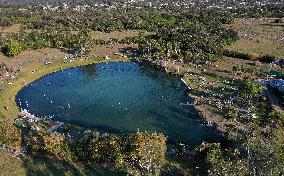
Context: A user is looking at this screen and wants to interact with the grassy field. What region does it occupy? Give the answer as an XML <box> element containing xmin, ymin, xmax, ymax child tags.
<box><xmin>227</xmin><ymin>18</ymin><xmax>284</xmax><ymax>58</ymax></box>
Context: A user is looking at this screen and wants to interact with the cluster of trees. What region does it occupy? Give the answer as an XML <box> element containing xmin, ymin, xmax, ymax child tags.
<box><xmin>0</xmin><ymin>2</ymin><xmax>283</xmax><ymax>32</ymax></box>
<box><xmin>0</xmin><ymin>5</ymin><xmax>240</xmax><ymax>60</ymax></box>
<box><xmin>1</xmin><ymin>29</ymin><xmax>93</xmax><ymax>56</ymax></box>
<box><xmin>137</xmin><ymin>12</ymin><xmax>238</xmax><ymax>63</ymax></box>
<box><xmin>21</xmin><ymin>129</ymin><xmax>167</xmax><ymax>175</ymax></box>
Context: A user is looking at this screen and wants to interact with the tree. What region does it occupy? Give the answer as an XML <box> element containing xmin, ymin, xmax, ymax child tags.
<box><xmin>130</xmin><ymin>132</ymin><xmax>166</xmax><ymax>176</ymax></box>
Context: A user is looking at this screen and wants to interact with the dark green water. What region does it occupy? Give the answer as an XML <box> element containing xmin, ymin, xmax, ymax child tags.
<box><xmin>16</xmin><ymin>62</ymin><xmax>221</xmax><ymax>144</ymax></box>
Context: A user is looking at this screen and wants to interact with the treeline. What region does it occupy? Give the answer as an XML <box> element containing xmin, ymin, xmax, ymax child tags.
<box><xmin>231</xmin><ymin>4</ymin><xmax>284</xmax><ymax>18</ymax></box>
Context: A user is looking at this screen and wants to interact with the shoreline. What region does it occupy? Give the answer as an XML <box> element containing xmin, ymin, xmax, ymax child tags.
<box><xmin>0</xmin><ymin>56</ymin><xmax>129</xmax><ymax>120</ymax></box>
<box><xmin>141</xmin><ymin>59</ymin><xmax>230</xmax><ymax>133</ymax></box>
<box><xmin>1</xmin><ymin>54</ymin><xmax>228</xmax><ymax>141</ymax></box>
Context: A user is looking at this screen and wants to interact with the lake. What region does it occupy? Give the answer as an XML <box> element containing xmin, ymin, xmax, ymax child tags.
<box><xmin>16</xmin><ymin>61</ymin><xmax>221</xmax><ymax>145</ymax></box>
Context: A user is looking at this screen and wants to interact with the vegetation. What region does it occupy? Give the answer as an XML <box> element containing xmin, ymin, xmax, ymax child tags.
<box><xmin>137</xmin><ymin>12</ymin><xmax>238</xmax><ymax>63</ymax></box>
<box><xmin>0</xmin><ymin>120</ymin><xmax>21</xmax><ymax>147</ymax></box>
<box><xmin>204</xmin><ymin>126</ymin><xmax>284</xmax><ymax>175</ymax></box>
<box><xmin>2</xmin><ymin>39</ymin><xmax>22</xmax><ymax>57</ymax></box>
<box><xmin>240</xmin><ymin>78</ymin><xmax>263</xmax><ymax>99</ymax></box>
<box><xmin>257</xmin><ymin>54</ymin><xmax>276</xmax><ymax>63</ymax></box>
<box><xmin>8</xmin><ymin>125</ymin><xmax>167</xmax><ymax>175</ymax></box>
<box><xmin>0</xmin><ymin>1</ymin><xmax>284</xmax><ymax>175</ymax></box>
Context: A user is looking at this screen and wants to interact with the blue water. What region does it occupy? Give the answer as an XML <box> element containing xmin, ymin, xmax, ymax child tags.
<box><xmin>16</xmin><ymin>62</ymin><xmax>220</xmax><ymax>144</ymax></box>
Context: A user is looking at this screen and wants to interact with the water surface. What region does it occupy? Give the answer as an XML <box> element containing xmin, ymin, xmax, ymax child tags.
<box><xmin>16</xmin><ymin>62</ymin><xmax>220</xmax><ymax>144</ymax></box>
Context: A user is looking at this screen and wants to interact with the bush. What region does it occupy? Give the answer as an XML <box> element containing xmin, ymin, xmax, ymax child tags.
<box><xmin>0</xmin><ymin>17</ymin><xmax>12</xmax><ymax>27</ymax></box>
<box><xmin>269</xmin><ymin>111</ymin><xmax>284</xmax><ymax>126</ymax></box>
<box><xmin>2</xmin><ymin>40</ymin><xmax>22</xmax><ymax>57</ymax></box>
<box><xmin>0</xmin><ymin>63</ymin><xmax>7</xmax><ymax>72</ymax></box>
<box><xmin>257</xmin><ymin>54</ymin><xmax>276</xmax><ymax>63</ymax></box>
<box><xmin>240</xmin><ymin>78</ymin><xmax>263</xmax><ymax>99</ymax></box>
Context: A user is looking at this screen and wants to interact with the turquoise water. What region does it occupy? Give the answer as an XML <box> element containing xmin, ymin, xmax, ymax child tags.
<box><xmin>16</xmin><ymin>62</ymin><xmax>220</xmax><ymax>144</ymax></box>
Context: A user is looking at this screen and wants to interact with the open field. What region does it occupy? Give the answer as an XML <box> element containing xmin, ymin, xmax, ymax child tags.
<box><xmin>0</xmin><ymin>24</ymin><xmax>21</xmax><ymax>33</ymax></box>
<box><xmin>227</xmin><ymin>18</ymin><xmax>284</xmax><ymax>58</ymax></box>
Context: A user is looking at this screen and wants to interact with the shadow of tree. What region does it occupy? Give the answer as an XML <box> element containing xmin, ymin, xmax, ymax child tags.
<box><xmin>22</xmin><ymin>155</ymin><xmax>128</xmax><ymax>176</ymax></box>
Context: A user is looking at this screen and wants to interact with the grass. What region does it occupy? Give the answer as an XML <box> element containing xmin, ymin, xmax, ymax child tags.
<box><xmin>227</xmin><ymin>38</ymin><xmax>284</xmax><ymax>58</ymax></box>
<box><xmin>227</xmin><ymin>18</ymin><xmax>284</xmax><ymax>58</ymax></box>
<box><xmin>0</xmin><ymin>151</ymin><xmax>26</xmax><ymax>176</ymax></box>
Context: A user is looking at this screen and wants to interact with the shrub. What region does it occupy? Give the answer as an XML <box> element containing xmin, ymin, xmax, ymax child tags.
<box><xmin>2</xmin><ymin>40</ymin><xmax>22</xmax><ymax>57</ymax></box>
<box><xmin>0</xmin><ymin>17</ymin><xmax>12</xmax><ymax>27</ymax></box>
<box><xmin>240</xmin><ymin>78</ymin><xmax>263</xmax><ymax>99</ymax></box>
<box><xmin>257</xmin><ymin>54</ymin><xmax>276</xmax><ymax>63</ymax></box>
<box><xmin>269</xmin><ymin>111</ymin><xmax>284</xmax><ymax>126</ymax></box>
<box><xmin>0</xmin><ymin>63</ymin><xmax>7</xmax><ymax>72</ymax></box>
<box><xmin>42</xmin><ymin>133</ymin><xmax>73</xmax><ymax>159</ymax></box>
